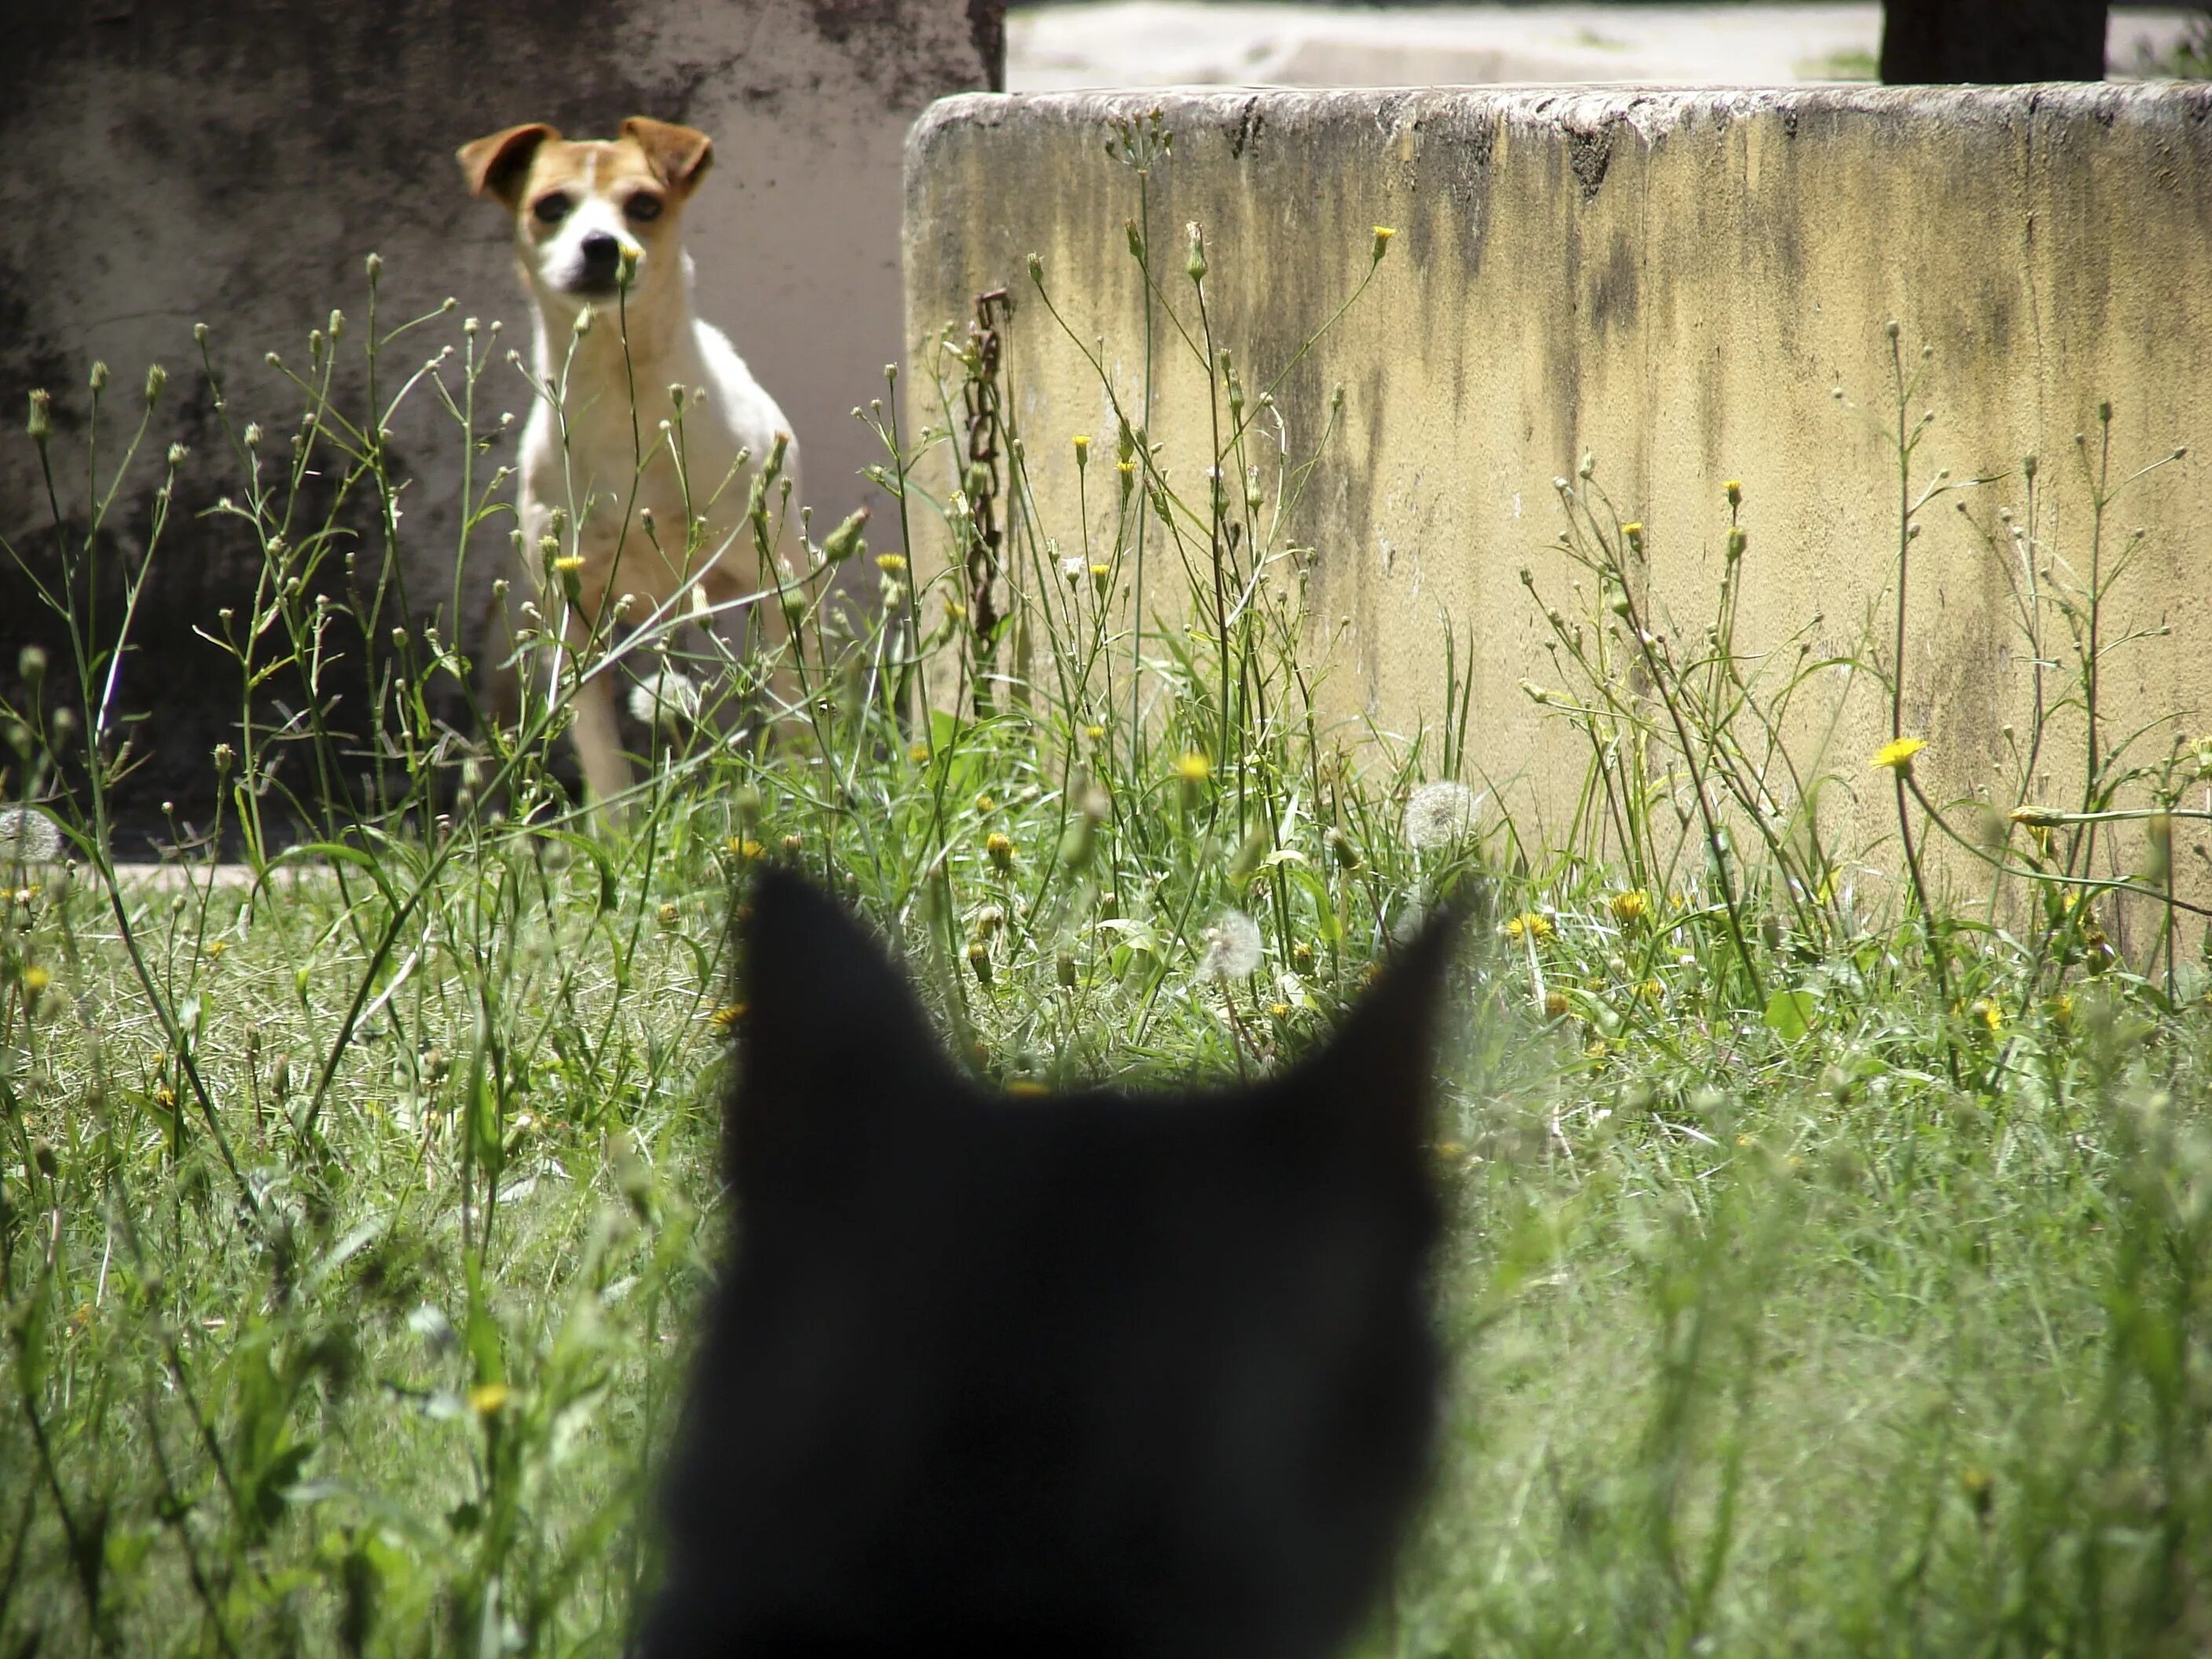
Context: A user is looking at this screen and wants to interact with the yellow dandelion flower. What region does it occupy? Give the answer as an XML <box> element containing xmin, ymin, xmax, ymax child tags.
<box><xmin>1266</xmin><ymin>1001</ymin><xmax>1293</xmax><ymax>1020</ymax></box>
<box><xmin>205</xmin><ymin>939</ymin><xmax>226</xmax><ymax>958</ymax></box>
<box><xmin>657</xmin><ymin>903</ymin><xmax>680</xmax><ymax>926</ymax></box>
<box><xmin>468</xmin><ymin>1382</ymin><xmax>512</xmax><ymax>1417</ymax></box>
<box><xmin>908</xmin><ymin>742</ymin><xmax>931</xmax><ymax>764</ymax></box>
<box><xmin>1870</xmin><ymin>736</ymin><xmax>1928</xmax><ymax>773</ymax></box>
<box><xmin>1968</xmin><ymin>998</ymin><xmax>2002</xmax><ymax>1033</ymax></box>
<box><xmin>985</xmin><ymin>831</ymin><xmax>1016</xmax><ymax>873</ymax></box>
<box><xmin>1723</xmin><ymin>480</ymin><xmax>1742</xmax><ymax>506</ymax></box>
<box><xmin>1371</xmin><ymin>225</ymin><xmax>1396</xmax><ymax>262</ymax></box>
<box><xmin>1637</xmin><ymin>979</ymin><xmax>1664</xmax><ymax>1002</ymax></box>
<box><xmin>975</xmin><ymin>793</ymin><xmax>997</xmax><ymax>813</ymax></box>
<box><xmin>711</xmin><ymin>1002</ymin><xmax>747</xmax><ymax>1030</ymax></box>
<box><xmin>1609</xmin><ymin>889</ymin><xmax>1650</xmax><ymax>925</ymax></box>
<box><xmin>1503</xmin><ymin>911</ymin><xmax>1554</xmax><ymax>943</ymax></box>
<box><xmin>875</xmin><ymin>552</ymin><xmax>908</xmax><ymax>573</ymax></box>
<box><xmin>1174</xmin><ymin>751</ymin><xmax>1211</xmax><ymax>784</ymax></box>
<box><xmin>552</xmin><ymin>555</ymin><xmax>585</xmax><ymax>574</ymax></box>
<box><xmin>1543</xmin><ymin>989</ymin><xmax>1570</xmax><ymax>1019</ymax></box>
<box><xmin>21</xmin><ymin>965</ymin><xmax>51</xmax><ymax>994</ymax></box>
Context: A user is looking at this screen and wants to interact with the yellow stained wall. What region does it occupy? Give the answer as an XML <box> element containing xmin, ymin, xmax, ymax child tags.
<box><xmin>903</xmin><ymin>86</ymin><xmax>2212</xmax><ymax>904</ymax></box>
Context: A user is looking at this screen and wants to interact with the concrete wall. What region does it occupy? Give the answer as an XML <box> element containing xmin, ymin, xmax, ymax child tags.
<box><xmin>904</xmin><ymin>84</ymin><xmax>2212</xmax><ymax>897</ymax></box>
<box><xmin>0</xmin><ymin>0</ymin><xmax>999</xmax><ymax>843</ymax></box>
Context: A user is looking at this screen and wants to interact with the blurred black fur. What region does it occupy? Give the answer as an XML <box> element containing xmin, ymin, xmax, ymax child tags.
<box><xmin>642</xmin><ymin>871</ymin><xmax>1456</xmax><ymax>1659</ymax></box>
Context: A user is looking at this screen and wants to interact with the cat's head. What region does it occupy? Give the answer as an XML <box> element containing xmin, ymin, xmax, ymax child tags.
<box><xmin>647</xmin><ymin>871</ymin><xmax>1456</xmax><ymax>1659</ymax></box>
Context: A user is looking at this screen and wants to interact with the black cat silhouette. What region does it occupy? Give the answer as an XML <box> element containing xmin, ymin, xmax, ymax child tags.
<box><xmin>642</xmin><ymin>871</ymin><xmax>1455</xmax><ymax>1659</ymax></box>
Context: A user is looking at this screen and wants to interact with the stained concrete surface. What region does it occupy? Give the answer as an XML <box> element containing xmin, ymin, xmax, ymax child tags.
<box><xmin>905</xmin><ymin>83</ymin><xmax>2212</xmax><ymax>901</ymax></box>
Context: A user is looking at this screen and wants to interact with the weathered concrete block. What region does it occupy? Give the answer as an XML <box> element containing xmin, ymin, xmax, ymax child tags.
<box><xmin>904</xmin><ymin>84</ymin><xmax>2212</xmax><ymax>891</ymax></box>
<box><xmin>1</xmin><ymin>0</ymin><xmax>999</xmax><ymax>842</ymax></box>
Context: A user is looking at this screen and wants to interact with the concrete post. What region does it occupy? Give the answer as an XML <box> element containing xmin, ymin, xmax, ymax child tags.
<box><xmin>904</xmin><ymin>86</ymin><xmax>2212</xmax><ymax>899</ymax></box>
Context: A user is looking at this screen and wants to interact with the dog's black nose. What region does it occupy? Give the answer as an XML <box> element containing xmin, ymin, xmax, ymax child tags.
<box><xmin>579</xmin><ymin>231</ymin><xmax>621</xmax><ymax>278</ymax></box>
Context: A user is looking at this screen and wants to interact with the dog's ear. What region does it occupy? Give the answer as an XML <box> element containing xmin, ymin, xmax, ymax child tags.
<box><xmin>457</xmin><ymin>123</ymin><xmax>558</xmax><ymax>209</ymax></box>
<box><xmin>621</xmin><ymin>116</ymin><xmax>715</xmax><ymax>196</ymax></box>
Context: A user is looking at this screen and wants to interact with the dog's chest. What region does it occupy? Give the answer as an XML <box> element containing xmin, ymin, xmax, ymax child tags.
<box><xmin>533</xmin><ymin>390</ymin><xmax>744</xmax><ymax>522</ymax></box>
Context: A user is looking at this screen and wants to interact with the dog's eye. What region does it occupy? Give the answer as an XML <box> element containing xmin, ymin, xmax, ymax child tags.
<box><xmin>625</xmin><ymin>193</ymin><xmax>665</xmax><ymax>223</ymax></box>
<box><xmin>532</xmin><ymin>193</ymin><xmax>573</xmax><ymax>225</ymax></box>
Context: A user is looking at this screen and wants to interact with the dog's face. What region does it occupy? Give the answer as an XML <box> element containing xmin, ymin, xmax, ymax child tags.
<box><xmin>457</xmin><ymin>118</ymin><xmax>712</xmax><ymax>306</ymax></box>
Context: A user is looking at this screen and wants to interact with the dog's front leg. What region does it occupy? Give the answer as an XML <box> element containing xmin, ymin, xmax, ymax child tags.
<box><xmin>560</xmin><ymin>608</ymin><xmax>635</xmax><ymax>815</ymax></box>
<box><xmin>569</xmin><ymin>672</ymin><xmax>632</xmax><ymax>815</ymax></box>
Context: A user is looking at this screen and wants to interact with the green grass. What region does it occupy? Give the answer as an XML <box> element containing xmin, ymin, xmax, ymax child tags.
<box><xmin>5</xmin><ymin>112</ymin><xmax>2210</xmax><ymax>1656</ymax></box>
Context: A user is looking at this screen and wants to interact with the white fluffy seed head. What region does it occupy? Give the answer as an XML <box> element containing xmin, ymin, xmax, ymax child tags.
<box><xmin>627</xmin><ymin>668</ymin><xmax>701</xmax><ymax>732</ymax></box>
<box><xmin>1404</xmin><ymin>780</ymin><xmax>1482</xmax><ymax>850</ymax></box>
<box><xmin>1197</xmin><ymin>909</ymin><xmax>1264</xmax><ymax>980</ymax></box>
<box><xmin>0</xmin><ymin>807</ymin><xmax>64</xmax><ymax>863</ymax></box>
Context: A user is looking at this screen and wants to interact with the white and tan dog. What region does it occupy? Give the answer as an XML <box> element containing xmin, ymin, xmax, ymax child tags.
<box><xmin>459</xmin><ymin>115</ymin><xmax>800</xmax><ymax>808</ymax></box>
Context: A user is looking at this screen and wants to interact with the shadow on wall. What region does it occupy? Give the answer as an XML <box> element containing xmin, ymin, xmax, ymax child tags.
<box><xmin>0</xmin><ymin>0</ymin><xmax>999</xmax><ymax>851</ymax></box>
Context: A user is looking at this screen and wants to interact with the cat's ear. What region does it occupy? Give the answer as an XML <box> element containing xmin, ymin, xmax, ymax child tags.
<box><xmin>727</xmin><ymin>870</ymin><xmax>950</xmax><ymax>1196</ymax></box>
<box><xmin>1290</xmin><ymin>906</ymin><xmax>1459</xmax><ymax>1143</ymax></box>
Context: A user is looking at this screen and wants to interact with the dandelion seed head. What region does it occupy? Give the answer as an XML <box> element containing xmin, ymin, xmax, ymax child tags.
<box><xmin>1403</xmin><ymin>780</ymin><xmax>1481</xmax><ymax>849</ymax></box>
<box><xmin>0</xmin><ymin>808</ymin><xmax>61</xmax><ymax>864</ymax></box>
<box><xmin>627</xmin><ymin>668</ymin><xmax>701</xmax><ymax>731</ymax></box>
<box><xmin>1197</xmin><ymin>910</ymin><xmax>1263</xmax><ymax>980</ymax></box>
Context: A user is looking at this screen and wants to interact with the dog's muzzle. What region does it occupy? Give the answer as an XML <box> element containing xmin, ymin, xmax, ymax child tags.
<box><xmin>574</xmin><ymin>231</ymin><xmax>624</xmax><ymax>292</ymax></box>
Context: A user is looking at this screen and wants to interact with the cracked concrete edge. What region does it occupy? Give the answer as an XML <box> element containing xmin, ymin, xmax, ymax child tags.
<box><xmin>910</xmin><ymin>80</ymin><xmax>2212</xmax><ymax>161</ymax></box>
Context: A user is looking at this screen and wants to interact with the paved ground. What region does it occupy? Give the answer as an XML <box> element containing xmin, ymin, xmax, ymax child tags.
<box><xmin>1007</xmin><ymin>2</ymin><xmax>2202</xmax><ymax>91</ymax></box>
